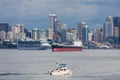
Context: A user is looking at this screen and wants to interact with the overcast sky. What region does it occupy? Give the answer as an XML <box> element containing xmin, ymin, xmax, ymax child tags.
<box><xmin>0</xmin><ymin>0</ymin><xmax>120</xmax><ymax>29</ymax></box>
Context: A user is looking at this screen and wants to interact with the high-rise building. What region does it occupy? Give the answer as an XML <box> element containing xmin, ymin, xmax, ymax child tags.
<box><xmin>57</xmin><ymin>24</ymin><xmax>67</xmax><ymax>42</ymax></box>
<box><xmin>0</xmin><ymin>31</ymin><xmax>6</xmax><ymax>42</ymax></box>
<box><xmin>88</xmin><ymin>31</ymin><xmax>93</xmax><ymax>41</ymax></box>
<box><xmin>46</xmin><ymin>27</ymin><xmax>53</xmax><ymax>40</ymax></box>
<box><xmin>113</xmin><ymin>27</ymin><xmax>119</xmax><ymax>37</ymax></box>
<box><xmin>78</xmin><ymin>22</ymin><xmax>86</xmax><ymax>38</ymax></box>
<box><xmin>55</xmin><ymin>19</ymin><xmax>61</xmax><ymax>34</ymax></box>
<box><xmin>49</xmin><ymin>14</ymin><xmax>57</xmax><ymax>34</ymax></box>
<box><xmin>113</xmin><ymin>17</ymin><xmax>120</xmax><ymax>44</ymax></box>
<box><xmin>40</xmin><ymin>29</ymin><xmax>46</xmax><ymax>39</ymax></box>
<box><xmin>0</xmin><ymin>23</ymin><xmax>10</xmax><ymax>42</ymax></box>
<box><xmin>11</xmin><ymin>26</ymin><xmax>18</xmax><ymax>34</ymax></box>
<box><xmin>66</xmin><ymin>32</ymin><xmax>74</xmax><ymax>42</ymax></box>
<box><xmin>67</xmin><ymin>28</ymin><xmax>77</xmax><ymax>41</ymax></box>
<box><xmin>113</xmin><ymin>17</ymin><xmax>120</xmax><ymax>28</ymax></box>
<box><xmin>113</xmin><ymin>17</ymin><xmax>120</xmax><ymax>37</ymax></box>
<box><xmin>78</xmin><ymin>22</ymin><xmax>88</xmax><ymax>44</ymax></box>
<box><xmin>7</xmin><ymin>32</ymin><xmax>13</xmax><ymax>42</ymax></box>
<box><xmin>32</xmin><ymin>28</ymin><xmax>40</xmax><ymax>40</ymax></box>
<box><xmin>93</xmin><ymin>28</ymin><xmax>103</xmax><ymax>42</ymax></box>
<box><xmin>67</xmin><ymin>28</ymin><xmax>77</xmax><ymax>42</ymax></box>
<box><xmin>0</xmin><ymin>23</ymin><xmax>9</xmax><ymax>33</ymax></box>
<box><xmin>16</xmin><ymin>24</ymin><xmax>24</xmax><ymax>33</ymax></box>
<box><xmin>24</xmin><ymin>28</ymin><xmax>32</xmax><ymax>38</ymax></box>
<box><xmin>11</xmin><ymin>24</ymin><xmax>26</xmax><ymax>42</ymax></box>
<box><xmin>103</xmin><ymin>16</ymin><xmax>114</xmax><ymax>42</ymax></box>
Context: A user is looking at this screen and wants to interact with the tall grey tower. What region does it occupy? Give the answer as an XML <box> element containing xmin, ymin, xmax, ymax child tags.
<box><xmin>49</xmin><ymin>14</ymin><xmax>57</xmax><ymax>34</ymax></box>
<box><xmin>103</xmin><ymin>16</ymin><xmax>113</xmax><ymax>42</ymax></box>
<box><xmin>78</xmin><ymin>22</ymin><xmax>88</xmax><ymax>44</ymax></box>
<box><xmin>104</xmin><ymin>16</ymin><xmax>113</xmax><ymax>37</ymax></box>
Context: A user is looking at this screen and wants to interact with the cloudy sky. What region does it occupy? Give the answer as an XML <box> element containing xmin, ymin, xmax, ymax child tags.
<box><xmin>0</xmin><ymin>0</ymin><xmax>120</xmax><ymax>29</ymax></box>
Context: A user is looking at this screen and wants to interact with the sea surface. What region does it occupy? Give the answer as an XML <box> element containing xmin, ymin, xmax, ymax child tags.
<box><xmin>0</xmin><ymin>49</ymin><xmax>120</xmax><ymax>80</ymax></box>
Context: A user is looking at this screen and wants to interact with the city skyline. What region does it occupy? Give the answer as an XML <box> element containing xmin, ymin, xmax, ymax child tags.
<box><xmin>0</xmin><ymin>0</ymin><xmax>120</xmax><ymax>29</ymax></box>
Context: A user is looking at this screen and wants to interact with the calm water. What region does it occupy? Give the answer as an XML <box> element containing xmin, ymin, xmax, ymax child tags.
<box><xmin>0</xmin><ymin>49</ymin><xmax>120</xmax><ymax>80</ymax></box>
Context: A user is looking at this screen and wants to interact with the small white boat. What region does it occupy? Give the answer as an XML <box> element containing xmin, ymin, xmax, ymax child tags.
<box><xmin>48</xmin><ymin>64</ymin><xmax>72</xmax><ymax>76</ymax></box>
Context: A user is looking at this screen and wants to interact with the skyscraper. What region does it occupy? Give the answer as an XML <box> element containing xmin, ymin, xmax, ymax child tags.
<box><xmin>32</xmin><ymin>28</ymin><xmax>40</xmax><ymax>40</ymax></box>
<box><xmin>93</xmin><ymin>28</ymin><xmax>103</xmax><ymax>42</ymax></box>
<box><xmin>46</xmin><ymin>27</ymin><xmax>53</xmax><ymax>40</ymax></box>
<box><xmin>78</xmin><ymin>22</ymin><xmax>88</xmax><ymax>44</ymax></box>
<box><xmin>0</xmin><ymin>23</ymin><xmax>9</xmax><ymax>33</ymax></box>
<box><xmin>55</xmin><ymin>19</ymin><xmax>61</xmax><ymax>34</ymax></box>
<box><xmin>113</xmin><ymin>17</ymin><xmax>120</xmax><ymax>28</ymax></box>
<box><xmin>16</xmin><ymin>24</ymin><xmax>24</xmax><ymax>34</ymax></box>
<box><xmin>58</xmin><ymin>24</ymin><xmax>67</xmax><ymax>42</ymax></box>
<box><xmin>0</xmin><ymin>23</ymin><xmax>10</xmax><ymax>42</ymax></box>
<box><xmin>11</xmin><ymin>24</ymin><xmax>26</xmax><ymax>42</ymax></box>
<box><xmin>103</xmin><ymin>16</ymin><xmax>114</xmax><ymax>42</ymax></box>
<box><xmin>113</xmin><ymin>17</ymin><xmax>120</xmax><ymax>37</ymax></box>
<box><xmin>49</xmin><ymin>14</ymin><xmax>57</xmax><ymax>34</ymax></box>
<box><xmin>0</xmin><ymin>31</ymin><xmax>6</xmax><ymax>42</ymax></box>
<box><xmin>67</xmin><ymin>28</ymin><xmax>77</xmax><ymax>42</ymax></box>
<box><xmin>113</xmin><ymin>17</ymin><xmax>120</xmax><ymax>44</ymax></box>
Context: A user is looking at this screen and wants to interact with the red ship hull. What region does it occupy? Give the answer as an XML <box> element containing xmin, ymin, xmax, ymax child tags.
<box><xmin>52</xmin><ymin>48</ymin><xmax>82</xmax><ymax>52</ymax></box>
<box><xmin>52</xmin><ymin>45</ymin><xmax>83</xmax><ymax>52</ymax></box>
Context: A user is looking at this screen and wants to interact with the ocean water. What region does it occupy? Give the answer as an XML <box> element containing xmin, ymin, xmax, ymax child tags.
<box><xmin>0</xmin><ymin>49</ymin><xmax>120</xmax><ymax>80</ymax></box>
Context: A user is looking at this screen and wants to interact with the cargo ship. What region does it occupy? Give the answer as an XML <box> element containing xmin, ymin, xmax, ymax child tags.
<box><xmin>52</xmin><ymin>41</ymin><xmax>83</xmax><ymax>52</ymax></box>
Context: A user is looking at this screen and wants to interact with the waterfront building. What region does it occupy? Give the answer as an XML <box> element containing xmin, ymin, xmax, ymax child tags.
<box><xmin>40</xmin><ymin>29</ymin><xmax>46</xmax><ymax>39</ymax></box>
<box><xmin>48</xmin><ymin>14</ymin><xmax>68</xmax><ymax>42</ymax></box>
<box><xmin>32</xmin><ymin>28</ymin><xmax>40</xmax><ymax>40</ymax></box>
<box><xmin>46</xmin><ymin>27</ymin><xmax>53</xmax><ymax>40</ymax></box>
<box><xmin>113</xmin><ymin>17</ymin><xmax>120</xmax><ymax>44</ymax></box>
<box><xmin>113</xmin><ymin>27</ymin><xmax>119</xmax><ymax>38</ymax></box>
<box><xmin>16</xmin><ymin>24</ymin><xmax>24</xmax><ymax>34</ymax></box>
<box><xmin>0</xmin><ymin>31</ymin><xmax>6</xmax><ymax>42</ymax></box>
<box><xmin>11</xmin><ymin>24</ymin><xmax>26</xmax><ymax>42</ymax></box>
<box><xmin>24</xmin><ymin>28</ymin><xmax>32</xmax><ymax>38</ymax></box>
<box><xmin>7</xmin><ymin>31</ymin><xmax>13</xmax><ymax>42</ymax></box>
<box><xmin>103</xmin><ymin>16</ymin><xmax>114</xmax><ymax>42</ymax></box>
<box><xmin>11</xmin><ymin>26</ymin><xmax>19</xmax><ymax>42</ymax></box>
<box><xmin>11</xmin><ymin>26</ymin><xmax>18</xmax><ymax>34</ymax></box>
<box><xmin>78</xmin><ymin>22</ymin><xmax>88</xmax><ymax>45</ymax></box>
<box><xmin>52</xmin><ymin>20</ymin><xmax>61</xmax><ymax>42</ymax></box>
<box><xmin>49</xmin><ymin>14</ymin><xmax>57</xmax><ymax>33</ymax></box>
<box><xmin>93</xmin><ymin>28</ymin><xmax>103</xmax><ymax>42</ymax></box>
<box><xmin>113</xmin><ymin>17</ymin><xmax>120</xmax><ymax>28</ymax></box>
<box><xmin>88</xmin><ymin>31</ymin><xmax>93</xmax><ymax>41</ymax></box>
<box><xmin>54</xmin><ymin>19</ymin><xmax>61</xmax><ymax>34</ymax></box>
<box><xmin>17</xmin><ymin>24</ymin><xmax>26</xmax><ymax>40</ymax></box>
<box><xmin>0</xmin><ymin>23</ymin><xmax>10</xmax><ymax>33</ymax></box>
<box><xmin>57</xmin><ymin>24</ymin><xmax>67</xmax><ymax>42</ymax></box>
<box><xmin>67</xmin><ymin>28</ymin><xmax>78</xmax><ymax>42</ymax></box>
<box><xmin>66</xmin><ymin>32</ymin><xmax>76</xmax><ymax>42</ymax></box>
<box><xmin>113</xmin><ymin>17</ymin><xmax>120</xmax><ymax>35</ymax></box>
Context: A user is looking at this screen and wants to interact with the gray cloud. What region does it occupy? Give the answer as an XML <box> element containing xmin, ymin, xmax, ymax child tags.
<box><xmin>0</xmin><ymin>0</ymin><xmax>120</xmax><ymax>28</ymax></box>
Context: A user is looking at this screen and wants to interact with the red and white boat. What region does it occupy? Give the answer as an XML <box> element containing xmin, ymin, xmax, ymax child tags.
<box><xmin>52</xmin><ymin>41</ymin><xmax>83</xmax><ymax>52</ymax></box>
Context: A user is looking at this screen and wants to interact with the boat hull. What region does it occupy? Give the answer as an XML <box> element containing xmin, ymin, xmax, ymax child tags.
<box><xmin>52</xmin><ymin>45</ymin><xmax>82</xmax><ymax>52</ymax></box>
<box><xmin>50</xmin><ymin>70</ymin><xmax>72</xmax><ymax>76</ymax></box>
<box><xmin>17</xmin><ymin>47</ymin><xmax>41</xmax><ymax>50</ymax></box>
